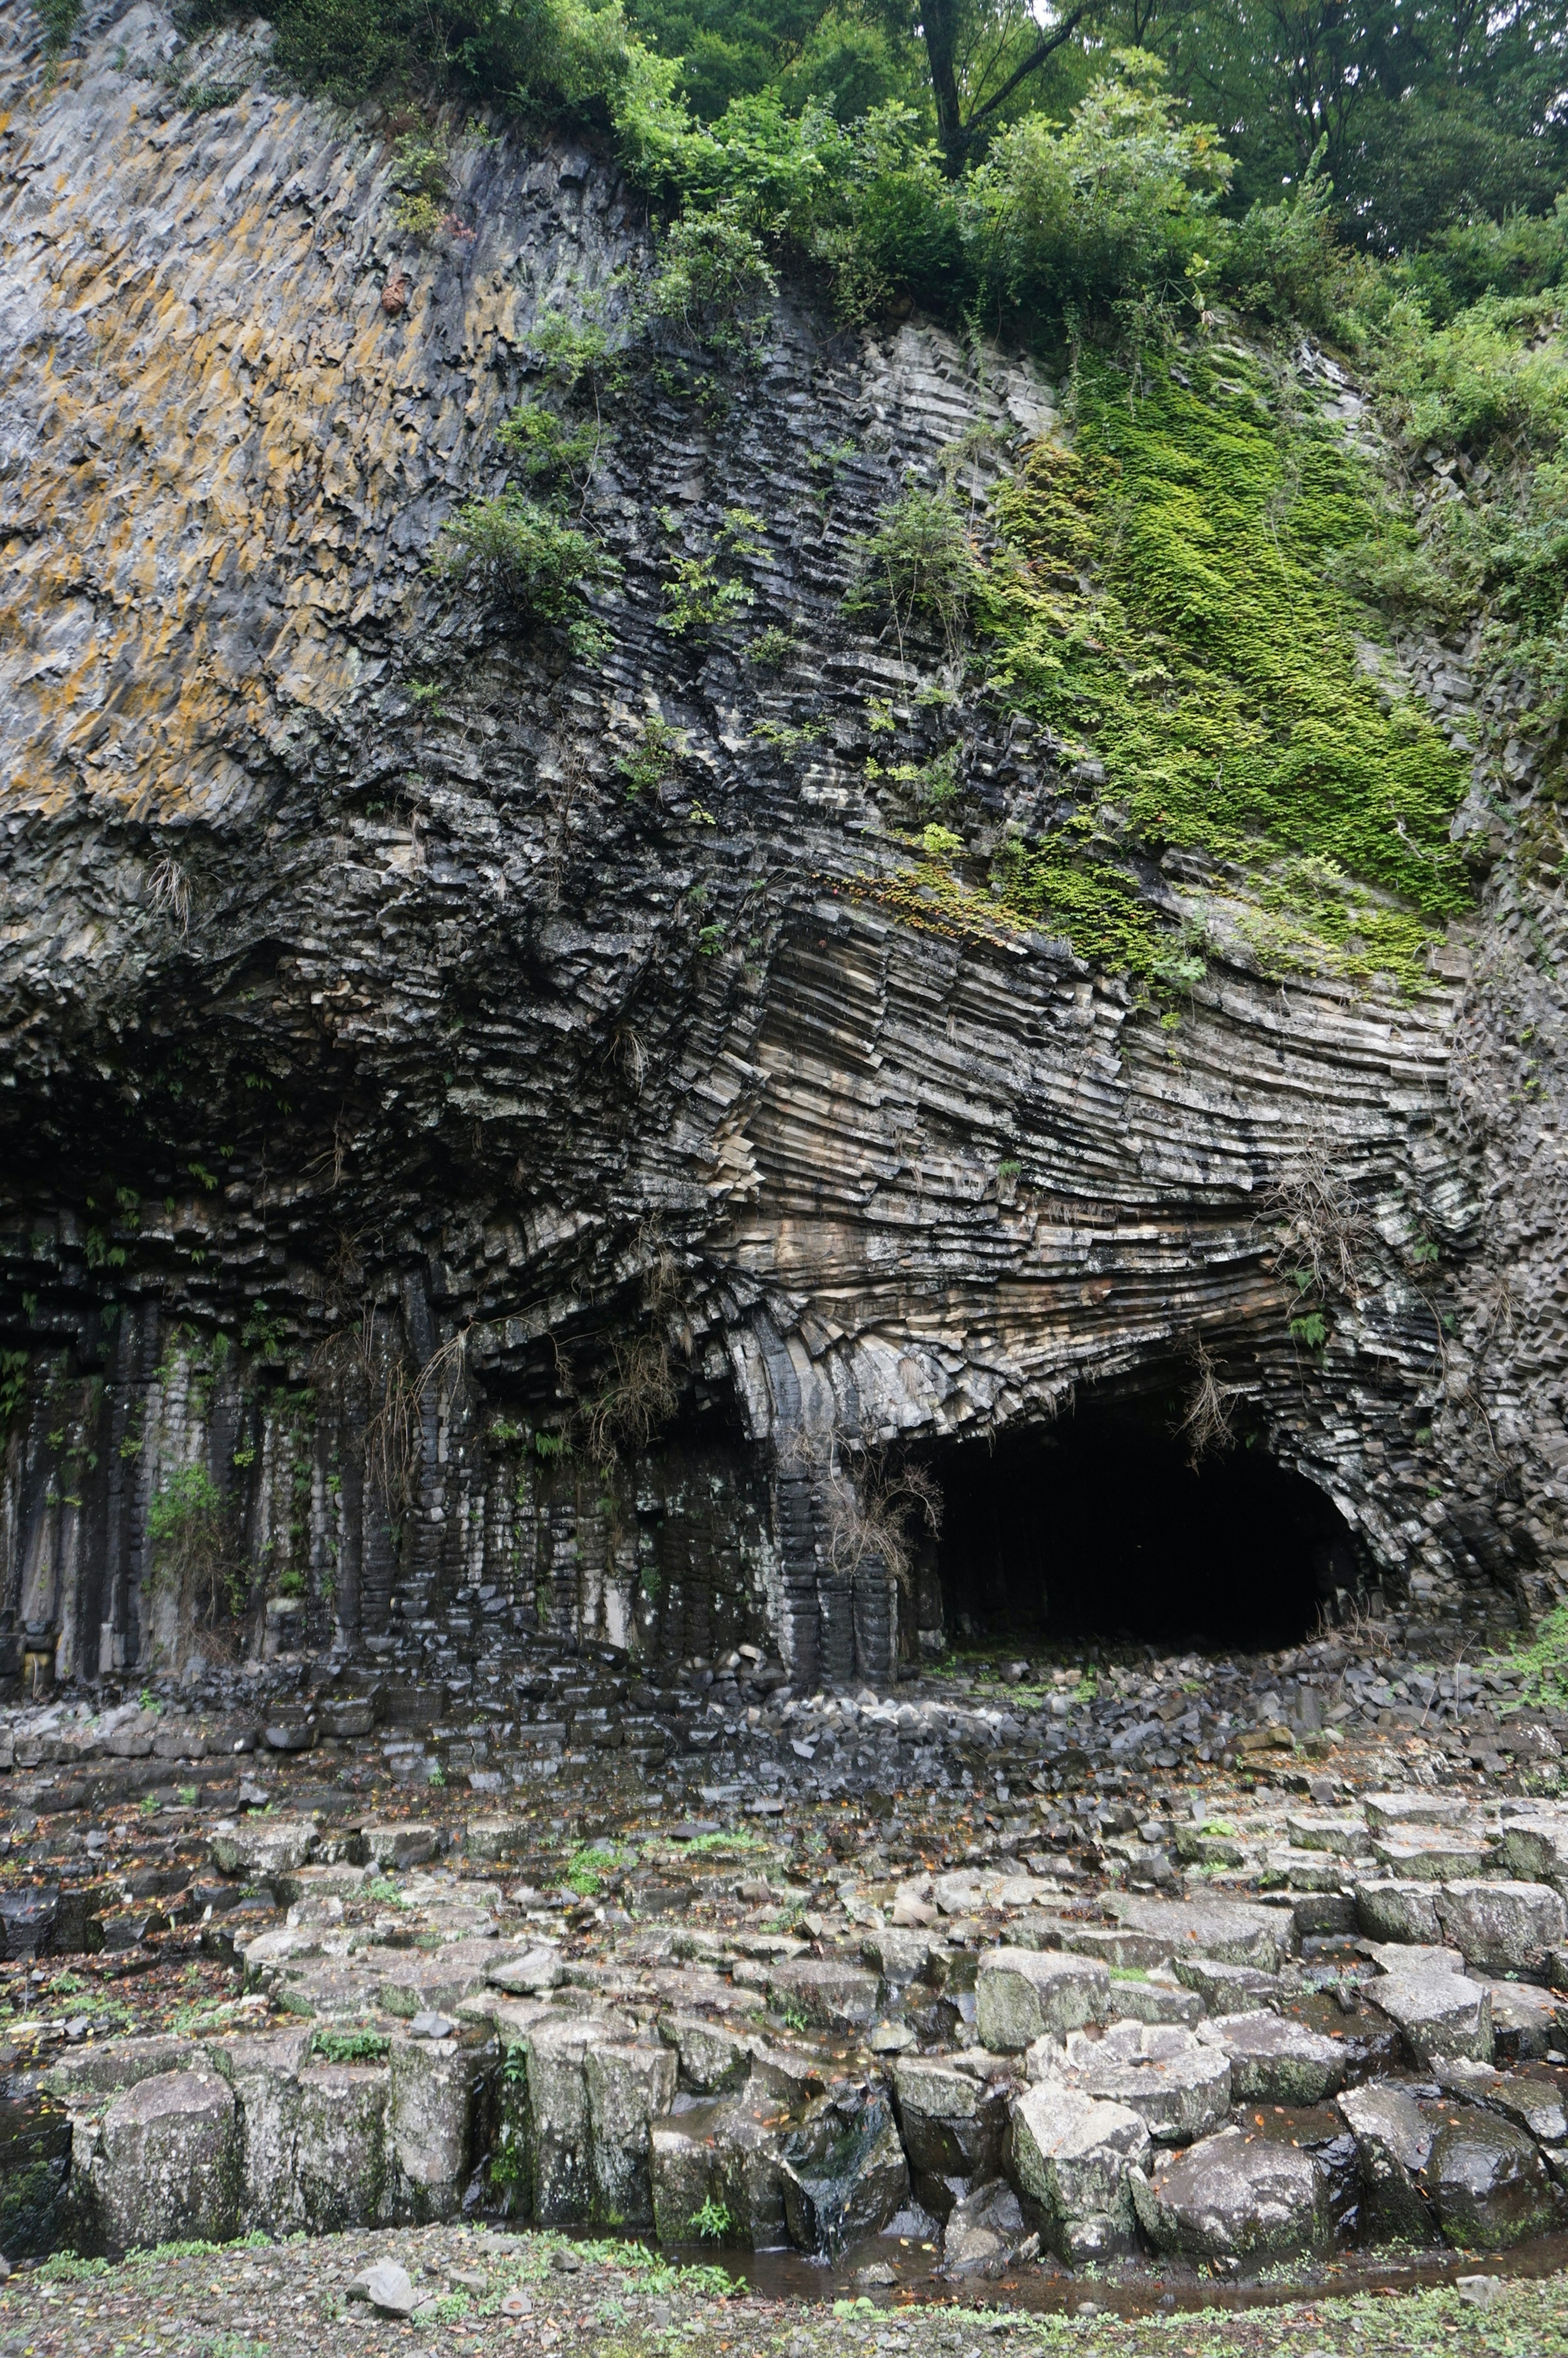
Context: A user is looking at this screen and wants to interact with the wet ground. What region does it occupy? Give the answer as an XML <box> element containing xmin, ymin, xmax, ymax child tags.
<box><xmin>1</xmin><ymin>2219</ymin><xmax>1564</xmax><ymax>2358</ymax></box>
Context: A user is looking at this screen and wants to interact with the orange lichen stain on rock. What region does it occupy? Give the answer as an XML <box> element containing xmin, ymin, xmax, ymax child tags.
<box><xmin>0</xmin><ymin>57</ymin><xmax>541</xmax><ymax>823</ymax></box>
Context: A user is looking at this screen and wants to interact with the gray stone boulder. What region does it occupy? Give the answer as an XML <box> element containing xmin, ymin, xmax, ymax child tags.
<box><xmin>778</xmin><ymin>2091</ymin><xmax>909</xmax><ymax>2258</ymax></box>
<box><xmin>1196</xmin><ymin>2012</ymin><xmax>1348</xmax><ymax>2105</ymax></box>
<box><xmin>1427</xmin><ymin>2112</ymin><xmax>1557</xmax><ymax>2249</ymax></box>
<box><xmin>1105</xmin><ymin>1895</ymin><xmax>1291</xmax><ymax>1974</ymax></box>
<box><xmin>586</xmin><ymin>2041</ymin><xmax>678</xmax><ymax>2229</ymax></box>
<box><xmin>650</xmin><ymin>2105</ymin><xmax>728</xmax><ymax>2245</ymax></box>
<box><xmin>291</xmin><ymin>2063</ymin><xmax>393</xmax><ymax>2232</ymax></box>
<box><xmin>1432</xmin><ymin>2057</ymin><xmax>1568</xmax><ymax>2147</ymax></box>
<box><xmin>893</xmin><ymin>2059</ymin><xmax>1009</xmax><ymax>2183</ymax></box>
<box><xmin>83</xmin><ymin>2069</ymin><xmax>240</xmax><ymax>2251</ymax></box>
<box><xmin>660</xmin><ymin>2011</ymin><xmax>753</xmax><ymax>2095</ymax></box>
<box><xmin>1063</xmin><ymin>2021</ymin><xmax>1231</xmax><ymax>2144</ymax></box>
<box><xmin>1485</xmin><ymin>1978</ymin><xmax>1568</xmax><ymax>2064</ymax></box>
<box><xmin>1170</xmin><ymin>1957</ymin><xmax>1285</xmax><ymax>2015</ymax></box>
<box><xmin>486</xmin><ymin>1948</ymin><xmax>564</xmax><ymax>1997</ymax></box>
<box><xmin>940</xmin><ymin>2177</ymin><xmax>1035</xmax><ymax>2277</ymax></box>
<box><xmin>860</xmin><ymin>1928</ymin><xmax>944</xmax><ymax>1987</ymax></box>
<box><xmin>1435</xmin><ymin>1880</ymin><xmax>1568</xmax><ymax>1977</ymax></box>
<box><xmin>1105</xmin><ymin>1974</ymin><xmax>1203</xmax><ymax>2028</ymax></box>
<box><xmin>766</xmin><ymin>1956</ymin><xmax>880</xmax><ymax>2031</ymax></box>
<box><xmin>388</xmin><ymin>2033</ymin><xmax>478</xmax><ymax>2216</ymax></box>
<box><xmin>1009</xmin><ymin>2080</ymin><xmax>1149</xmax><ymax>2263</ymax></box>
<box><xmin>209</xmin><ymin>1815</ymin><xmax>318</xmax><ymax>1880</ymax></box>
<box><xmin>524</xmin><ymin>2013</ymin><xmax>609</xmax><ymax>2225</ymax></box>
<box><xmin>976</xmin><ymin>1949</ymin><xmax>1110</xmax><ymax>2052</ymax></box>
<box><xmin>1354</xmin><ymin>1880</ymin><xmax>1443</xmax><ymax>1946</ymax></box>
<box><xmin>1367</xmin><ymin>1960</ymin><xmax>1493</xmax><ymax>2066</ymax></box>
<box><xmin>463</xmin><ymin>1817</ymin><xmax>528</xmax><ymax>1863</ymax></box>
<box><xmin>1132</xmin><ymin>2126</ymin><xmax>1332</xmax><ymax>2262</ymax></box>
<box><xmin>1336</xmin><ymin>2081</ymin><xmax>1438</xmax><ymax>2245</ymax></box>
<box><xmin>1493</xmin><ymin>1812</ymin><xmax>1568</xmax><ymax>1894</ymax></box>
<box><xmin>365</xmin><ymin>1823</ymin><xmax>439</xmax><ymax>1869</ymax></box>
<box><xmin>1368</xmin><ymin>1833</ymin><xmax>1489</xmax><ymax>1880</ymax></box>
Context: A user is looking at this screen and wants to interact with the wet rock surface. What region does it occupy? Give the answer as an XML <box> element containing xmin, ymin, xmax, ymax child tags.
<box><xmin>3</xmin><ymin>1652</ymin><xmax>1568</xmax><ymax>2293</ymax></box>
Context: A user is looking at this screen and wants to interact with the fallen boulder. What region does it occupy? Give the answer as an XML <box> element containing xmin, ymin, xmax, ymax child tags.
<box><xmin>1132</xmin><ymin>2126</ymin><xmax>1332</xmax><ymax>2262</ymax></box>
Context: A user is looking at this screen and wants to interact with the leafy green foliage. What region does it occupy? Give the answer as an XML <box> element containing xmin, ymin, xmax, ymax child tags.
<box><xmin>689</xmin><ymin>2194</ymin><xmax>736</xmax><ymax>2239</ymax></box>
<box><xmin>642</xmin><ymin>207</ymin><xmax>778</xmax><ymax>350</ymax></box>
<box><xmin>564</xmin><ymin>1841</ymin><xmax>627</xmax><ymax>1894</ymax></box>
<box><xmin>32</xmin><ymin>0</ymin><xmax>80</xmax><ymax>58</ymax></box>
<box><xmin>617</xmin><ymin>714</ymin><xmax>686</xmax><ymax>797</ymax></box>
<box><xmin>981</xmin><ymin>350</ymin><xmax>1470</xmax><ymax>989</ymax></box>
<box><xmin>846</xmin><ymin>486</ymin><xmax>982</xmax><ymax>659</ymax></box>
<box><xmin>432</xmin><ymin>491</ymin><xmax>619</xmax><ymax>654</ymax></box>
<box><xmin>662</xmin><ymin>506</ymin><xmax>766</xmax><ymax>633</ymax></box>
<box><xmin>1491</xmin><ymin>1602</ymin><xmax>1568</xmax><ymax>1709</ymax></box>
<box><xmin>146</xmin><ymin>1464</ymin><xmax>242</xmax><ymax>1624</ymax></box>
<box><xmin>498</xmin><ymin>401</ymin><xmax>604</xmax><ymax>489</ymax></box>
<box><xmin>972</xmin><ymin>54</ymin><xmax>1232</xmax><ymax>328</ymax></box>
<box><xmin>388</xmin><ymin>128</ymin><xmax>451</xmax><ymax>240</ymax></box>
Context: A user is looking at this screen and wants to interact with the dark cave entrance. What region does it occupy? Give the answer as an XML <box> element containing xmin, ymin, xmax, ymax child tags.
<box><xmin>929</xmin><ymin>1398</ymin><xmax>1360</xmax><ymax>1652</ymax></box>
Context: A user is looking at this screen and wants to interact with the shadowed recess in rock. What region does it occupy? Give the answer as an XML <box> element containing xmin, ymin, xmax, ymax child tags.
<box><xmin>930</xmin><ymin>1401</ymin><xmax>1357</xmax><ymax>1649</ymax></box>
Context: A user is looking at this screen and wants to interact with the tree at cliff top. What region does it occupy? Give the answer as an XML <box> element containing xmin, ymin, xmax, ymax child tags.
<box><xmin>163</xmin><ymin>0</ymin><xmax>1568</xmax><ymax>256</ymax></box>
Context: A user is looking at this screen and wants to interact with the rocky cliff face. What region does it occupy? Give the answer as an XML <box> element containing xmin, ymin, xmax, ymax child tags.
<box><xmin>2</xmin><ymin>0</ymin><xmax>1566</xmax><ymax>1696</ymax></box>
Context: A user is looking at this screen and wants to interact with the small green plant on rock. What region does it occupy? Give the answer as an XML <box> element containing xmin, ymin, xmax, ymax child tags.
<box><xmin>662</xmin><ymin>507</ymin><xmax>766</xmax><ymax>635</ymax></box>
<box><xmin>389</xmin><ymin>127</ymin><xmax>451</xmax><ymax>240</ymax></box>
<box><xmin>689</xmin><ymin>2195</ymin><xmax>735</xmax><ymax>2240</ymax></box>
<box><xmin>616</xmin><ymin>713</ymin><xmax>685</xmax><ymax>799</ymax></box>
<box><xmin>497</xmin><ymin>400</ymin><xmax>604</xmax><ymax>493</ymax></box>
<box><xmin>527</xmin><ymin>306</ymin><xmax>626</xmax><ymax>398</ymax></box>
<box><xmin>643</xmin><ymin>209</ymin><xmax>777</xmax><ymax>354</ymax></box>
<box><xmin>310</xmin><ymin>2023</ymin><xmax>390</xmax><ymax>2064</ymax></box>
<box><xmin>846</xmin><ymin>487</ymin><xmax>981</xmax><ymax>662</ymax></box>
<box><xmin>747</xmin><ymin>625</ymin><xmax>796</xmax><ymax>670</ymax></box>
<box><xmin>432</xmin><ymin>492</ymin><xmax>619</xmax><ymax>656</ymax></box>
<box><xmin>146</xmin><ymin>1464</ymin><xmax>241</xmax><ymax>1627</ymax></box>
<box><xmin>32</xmin><ymin>0</ymin><xmax>80</xmax><ymax>59</ymax></box>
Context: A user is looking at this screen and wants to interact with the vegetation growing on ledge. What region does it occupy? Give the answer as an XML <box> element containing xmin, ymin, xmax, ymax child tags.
<box><xmin>982</xmin><ymin>347</ymin><xmax>1473</xmax><ymax>989</ymax></box>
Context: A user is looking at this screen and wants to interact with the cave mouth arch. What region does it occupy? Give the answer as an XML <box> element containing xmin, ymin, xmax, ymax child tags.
<box><xmin>925</xmin><ymin>1393</ymin><xmax>1360</xmax><ymax>1654</ymax></box>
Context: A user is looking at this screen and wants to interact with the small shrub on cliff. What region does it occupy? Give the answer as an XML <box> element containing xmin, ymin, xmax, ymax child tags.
<box><xmin>389</xmin><ymin>127</ymin><xmax>451</xmax><ymax>241</ymax></box>
<box><xmin>146</xmin><ymin>1464</ymin><xmax>241</xmax><ymax>1627</ymax></box>
<box><xmin>845</xmin><ymin>488</ymin><xmax>981</xmax><ymax>661</ymax></box>
<box><xmin>431</xmin><ymin>491</ymin><xmax>619</xmax><ymax>650</ymax></box>
<box><xmin>32</xmin><ymin>0</ymin><xmax>81</xmax><ymax>59</ymax></box>
<box><xmin>641</xmin><ymin>208</ymin><xmax>777</xmax><ymax>353</ymax></box>
<box><xmin>498</xmin><ymin>401</ymin><xmax>604</xmax><ymax>490</ymax></box>
<box><xmin>660</xmin><ymin>506</ymin><xmax>765</xmax><ymax>635</ymax></box>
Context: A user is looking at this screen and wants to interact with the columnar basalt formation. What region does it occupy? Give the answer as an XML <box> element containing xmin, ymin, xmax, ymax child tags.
<box><xmin>2</xmin><ymin>0</ymin><xmax>1566</xmax><ymax>1699</ymax></box>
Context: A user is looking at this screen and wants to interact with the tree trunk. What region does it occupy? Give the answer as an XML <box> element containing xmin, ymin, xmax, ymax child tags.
<box><xmin>921</xmin><ymin>0</ymin><xmax>970</xmax><ymax>176</ymax></box>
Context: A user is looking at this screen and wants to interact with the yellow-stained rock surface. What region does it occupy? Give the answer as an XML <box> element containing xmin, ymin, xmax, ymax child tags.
<box><xmin>0</xmin><ymin>0</ymin><xmax>628</xmax><ymax>821</ymax></box>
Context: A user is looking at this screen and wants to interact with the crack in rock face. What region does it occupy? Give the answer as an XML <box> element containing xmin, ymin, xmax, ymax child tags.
<box><xmin>0</xmin><ymin>0</ymin><xmax>1565</xmax><ymax>1704</ymax></box>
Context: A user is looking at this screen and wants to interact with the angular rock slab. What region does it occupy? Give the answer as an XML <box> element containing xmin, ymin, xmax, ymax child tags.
<box><xmin>940</xmin><ymin>2177</ymin><xmax>1034</xmax><ymax>2278</ymax></box>
<box><xmin>209</xmin><ymin>1815</ymin><xmax>318</xmax><ymax>1879</ymax></box>
<box><xmin>1133</xmin><ymin>2126</ymin><xmax>1332</xmax><ymax>2262</ymax></box>
<box><xmin>1064</xmin><ymin>2021</ymin><xmax>1231</xmax><ymax>2144</ymax></box>
<box><xmin>1337</xmin><ymin>2080</ymin><xmax>1438</xmax><ymax>2245</ymax></box>
<box><xmin>1105</xmin><ymin>1895</ymin><xmax>1292</xmax><ymax>1974</ymax></box>
<box><xmin>1426</xmin><ymin>2112</ymin><xmax>1557</xmax><ymax>2250</ymax></box>
<box><xmin>1434</xmin><ymin>1879</ymin><xmax>1568</xmax><ymax>1977</ymax></box>
<box><xmin>778</xmin><ymin>2091</ymin><xmax>909</xmax><ymax>2259</ymax></box>
<box><xmin>1367</xmin><ymin>1963</ymin><xmax>1493</xmax><ymax>2067</ymax></box>
<box><xmin>766</xmin><ymin>1956</ymin><xmax>880</xmax><ymax>2030</ymax></box>
<box><xmin>1009</xmin><ymin>2080</ymin><xmax>1149</xmax><ymax>2263</ymax></box>
<box><xmin>893</xmin><ymin>2058</ymin><xmax>1009</xmax><ymax>2182</ymax></box>
<box><xmin>1197</xmin><ymin>2011</ymin><xmax>1348</xmax><ymax>2106</ymax></box>
<box><xmin>1354</xmin><ymin>1880</ymin><xmax>1444</xmax><ymax>1946</ymax></box>
<box><xmin>976</xmin><ymin>1948</ymin><xmax>1110</xmax><ymax>2052</ymax></box>
<box><xmin>87</xmin><ymin>2069</ymin><xmax>240</xmax><ymax>2251</ymax></box>
<box><xmin>586</xmin><ymin>2041</ymin><xmax>678</xmax><ymax>2229</ymax></box>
